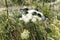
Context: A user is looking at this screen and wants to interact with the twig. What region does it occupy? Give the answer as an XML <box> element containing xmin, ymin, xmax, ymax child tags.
<box><xmin>5</xmin><ymin>0</ymin><xmax>8</xmax><ymax>19</ymax></box>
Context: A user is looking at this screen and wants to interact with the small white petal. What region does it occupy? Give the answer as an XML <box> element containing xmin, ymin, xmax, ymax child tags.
<box><xmin>19</xmin><ymin>18</ymin><xmax>22</xmax><ymax>20</ymax></box>
<box><xmin>33</xmin><ymin>15</ymin><xmax>42</xmax><ymax>21</ymax></box>
<box><xmin>31</xmin><ymin>18</ymin><xmax>37</xmax><ymax>22</ymax></box>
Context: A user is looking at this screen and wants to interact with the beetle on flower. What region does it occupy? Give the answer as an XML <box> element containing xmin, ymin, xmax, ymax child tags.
<box><xmin>19</xmin><ymin>6</ymin><xmax>45</xmax><ymax>23</ymax></box>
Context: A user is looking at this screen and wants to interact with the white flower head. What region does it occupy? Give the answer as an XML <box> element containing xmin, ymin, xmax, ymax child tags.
<box><xmin>19</xmin><ymin>14</ymin><xmax>32</xmax><ymax>23</ymax></box>
<box><xmin>26</xmin><ymin>13</ymin><xmax>33</xmax><ymax>19</ymax></box>
<box><xmin>21</xmin><ymin>29</ymin><xmax>30</xmax><ymax>39</ymax></box>
<box><xmin>19</xmin><ymin>18</ymin><xmax>23</xmax><ymax>20</ymax></box>
<box><xmin>33</xmin><ymin>15</ymin><xmax>42</xmax><ymax>21</ymax></box>
<box><xmin>19</xmin><ymin>9</ymin><xmax>45</xmax><ymax>23</ymax></box>
<box><xmin>31</xmin><ymin>17</ymin><xmax>37</xmax><ymax>22</ymax></box>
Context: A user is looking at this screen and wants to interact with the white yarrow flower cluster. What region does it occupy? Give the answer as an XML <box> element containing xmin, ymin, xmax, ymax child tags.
<box><xmin>19</xmin><ymin>13</ymin><xmax>32</xmax><ymax>23</ymax></box>
<box><xmin>21</xmin><ymin>29</ymin><xmax>30</xmax><ymax>39</ymax></box>
<box><xmin>19</xmin><ymin>13</ymin><xmax>42</xmax><ymax>23</ymax></box>
<box><xmin>31</xmin><ymin>17</ymin><xmax>37</xmax><ymax>22</ymax></box>
<box><xmin>19</xmin><ymin>10</ymin><xmax>44</xmax><ymax>23</ymax></box>
<box><xmin>33</xmin><ymin>15</ymin><xmax>42</xmax><ymax>20</ymax></box>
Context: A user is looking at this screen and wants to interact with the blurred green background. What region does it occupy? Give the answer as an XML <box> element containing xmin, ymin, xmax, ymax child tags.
<box><xmin>0</xmin><ymin>0</ymin><xmax>60</xmax><ymax>40</ymax></box>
